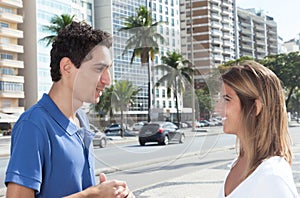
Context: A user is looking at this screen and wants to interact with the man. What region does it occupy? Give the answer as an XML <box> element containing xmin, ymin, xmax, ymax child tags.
<box><xmin>5</xmin><ymin>21</ymin><xmax>134</xmax><ymax>198</ymax></box>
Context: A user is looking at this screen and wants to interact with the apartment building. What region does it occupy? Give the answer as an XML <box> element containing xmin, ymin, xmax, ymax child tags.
<box><xmin>283</xmin><ymin>39</ymin><xmax>299</xmax><ymax>53</ymax></box>
<box><xmin>237</xmin><ymin>8</ymin><xmax>278</xmax><ymax>60</ymax></box>
<box><xmin>0</xmin><ymin>0</ymin><xmax>24</xmax><ymax>118</ymax></box>
<box><xmin>21</xmin><ymin>0</ymin><xmax>93</xmax><ymax>109</ymax></box>
<box><xmin>180</xmin><ymin>0</ymin><xmax>237</xmax><ymax>89</ymax></box>
<box><xmin>95</xmin><ymin>0</ymin><xmax>182</xmax><ymax>121</ymax></box>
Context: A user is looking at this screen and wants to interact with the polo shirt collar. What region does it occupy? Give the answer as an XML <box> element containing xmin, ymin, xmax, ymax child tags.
<box><xmin>38</xmin><ymin>94</ymin><xmax>78</xmax><ymax>136</ymax></box>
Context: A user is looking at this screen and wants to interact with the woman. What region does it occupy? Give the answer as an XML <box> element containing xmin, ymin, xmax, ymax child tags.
<box><xmin>216</xmin><ymin>61</ymin><xmax>298</xmax><ymax>197</ymax></box>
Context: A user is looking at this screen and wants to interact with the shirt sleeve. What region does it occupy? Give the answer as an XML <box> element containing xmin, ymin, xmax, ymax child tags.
<box><xmin>5</xmin><ymin>120</ymin><xmax>46</xmax><ymax>193</ymax></box>
<box><xmin>251</xmin><ymin>174</ymin><xmax>298</xmax><ymax>198</ymax></box>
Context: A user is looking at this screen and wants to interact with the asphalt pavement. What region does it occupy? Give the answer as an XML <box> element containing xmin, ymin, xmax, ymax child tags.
<box><xmin>133</xmin><ymin>122</ymin><xmax>300</xmax><ymax>198</ymax></box>
<box><xmin>0</xmin><ymin>122</ymin><xmax>300</xmax><ymax>197</ymax></box>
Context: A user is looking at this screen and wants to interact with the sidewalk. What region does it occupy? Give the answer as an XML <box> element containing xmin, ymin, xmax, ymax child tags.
<box><xmin>134</xmin><ymin>166</ymin><xmax>228</xmax><ymax>198</ymax></box>
<box><xmin>132</xmin><ymin>123</ymin><xmax>300</xmax><ymax>198</ymax></box>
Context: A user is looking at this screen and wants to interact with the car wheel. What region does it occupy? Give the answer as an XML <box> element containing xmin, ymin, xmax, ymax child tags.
<box><xmin>179</xmin><ymin>134</ymin><xmax>185</xmax><ymax>144</ymax></box>
<box><xmin>99</xmin><ymin>138</ymin><xmax>107</xmax><ymax>148</ymax></box>
<box><xmin>139</xmin><ymin>139</ymin><xmax>145</xmax><ymax>146</ymax></box>
<box><xmin>160</xmin><ymin>135</ymin><xmax>169</xmax><ymax>145</ymax></box>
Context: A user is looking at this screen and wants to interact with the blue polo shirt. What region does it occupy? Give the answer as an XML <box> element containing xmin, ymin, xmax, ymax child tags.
<box><xmin>5</xmin><ymin>94</ymin><xmax>96</xmax><ymax>197</ymax></box>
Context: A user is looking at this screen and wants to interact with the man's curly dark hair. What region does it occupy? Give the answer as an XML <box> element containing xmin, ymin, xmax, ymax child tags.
<box><xmin>50</xmin><ymin>21</ymin><xmax>112</xmax><ymax>82</ymax></box>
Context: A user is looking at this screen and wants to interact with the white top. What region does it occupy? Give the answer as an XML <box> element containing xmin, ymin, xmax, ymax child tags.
<box><xmin>218</xmin><ymin>156</ymin><xmax>299</xmax><ymax>198</ymax></box>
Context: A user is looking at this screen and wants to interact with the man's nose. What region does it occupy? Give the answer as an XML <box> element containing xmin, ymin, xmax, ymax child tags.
<box><xmin>100</xmin><ymin>69</ymin><xmax>111</xmax><ymax>86</ymax></box>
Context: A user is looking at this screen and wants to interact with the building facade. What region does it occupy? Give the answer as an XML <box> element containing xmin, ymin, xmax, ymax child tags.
<box><xmin>21</xmin><ymin>0</ymin><xmax>93</xmax><ymax>109</ymax></box>
<box><xmin>237</xmin><ymin>8</ymin><xmax>278</xmax><ymax>60</ymax></box>
<box><xmin>0</xmin><ymin>0</ymin><xmax>24</xmax><ymax>118</ymax></box>
<box><xmin>95</xmin><ymin>0</ymin><xmax>182</xmax><ymax>122</ymax></box>
<box><xmin>180</xmin><ymin>0</ymin><xmax>237</xmax><ymax>89</ymax></box>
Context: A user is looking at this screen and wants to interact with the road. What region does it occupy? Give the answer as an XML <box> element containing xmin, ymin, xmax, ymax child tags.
<box><xmin>103</xmin><ymin>126</ymin><xmax>300</xmax><ymax>194</ymax></box>
<box><xmin>0</xmin><ymin>126</ymin><xmax>299</xmax><ymax>196</ymax></box>
<box><xmin>92</xmin><ymin>127</ymin><xmax>235</xmax><ymax>174</ymax></box>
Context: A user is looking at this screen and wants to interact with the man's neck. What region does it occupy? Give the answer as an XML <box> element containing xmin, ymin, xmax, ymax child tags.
<box><xmin>48</xmin><ymin>83</ymin><xmax>82</xmax><ymax>121</ymax></box>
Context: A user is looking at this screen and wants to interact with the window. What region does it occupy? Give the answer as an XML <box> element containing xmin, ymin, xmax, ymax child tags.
<box><xmin>1</xmin><ymin>53</ymin><xmax>13</xmax><ymax>60</ymax></box>
<box><xmin>163</xmin><ymin>101</ymin><xmax>166</xmax><ymax>108</ymax></box>
<box><xmin>162</xmin><ymin>89</ymin><xmax>166</xmax><ymax>97</ymax></box>
<box><xmin>169</xmin><ymin>101</ymin><xmax>172</xmax><ymax>108</ymax></box>
<box><xmin>0</xmin><ymin>68</ymin><xmax>14</xmax><ymax>75</ymax></box>
<box><xmin>0</xmin><ymin>22</ymin><xmax>9</xmax><ymax>28</ymax></box>
<box><xmin>156</xmin><ymin>88</ymin><xmax>159</xmax><ymax>97</ymax></box>
<box><xmin>0</xmin><ymin>38</ymin><xmax>10</xmax><ymax>44</ymax></box>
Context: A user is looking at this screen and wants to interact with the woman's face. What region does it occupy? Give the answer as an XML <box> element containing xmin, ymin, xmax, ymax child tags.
<box><xmin>216</xmin><ymin>84</ymin><xmax>243</xmax><ymax>136</ymax></box>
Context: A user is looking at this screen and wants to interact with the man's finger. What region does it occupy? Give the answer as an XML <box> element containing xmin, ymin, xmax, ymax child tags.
<box><xmin>99</xmin><ymin>173</ymin><xmax>107</xmax><ymax>183</ymax></box>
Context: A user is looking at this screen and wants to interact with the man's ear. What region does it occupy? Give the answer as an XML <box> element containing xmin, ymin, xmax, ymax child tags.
<box><xmin>60</xmin><ymin>57</ymin><xmax>74</xmax><ymax>77</ymax></box>
<box><xmin>255</xmin><ymin>99</ymin><xmax>263</xmax><ymax>116</ymax></box>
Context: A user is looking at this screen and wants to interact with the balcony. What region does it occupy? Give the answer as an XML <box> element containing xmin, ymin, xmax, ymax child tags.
<box><xmin>0</xmin><ymin>90</ymin><xmax>24</xmax><ymax>98</ymax></box>
<box><xmin>211</xmin><ymin>21</ymin><xmax>222</xmax><ymax>29</ymax></box>
<box><xmin>0</xmin><ymin>0</ymin><xmax>23</xmax><ymax>8</ymax></box>
<box><xmin>0</xmin><ymin>27</ymin><xmax>23</xmax><ymax>38</ymax></box>
<box><xmin>0</xmin><ymin>11</ymin><xmax>23</xmax><ymax>23</ymax></box>
<box><xmin>211</xmin><ymin>13</ymin><xmax>221</xmax><ymax>21</ymax></box>
<box><xmin>0</xmin><ymin>59</ymin><xmax>23</xmax><ymax>68</ymax></box>
<box><xmin>0</xmin><ymin>43</ymin><xmax>23</xmax><ymax>53</ymax></box>
<box><xmin>0</xmin><ymin>75</ymin><xmax>24</xmax><ymax>83</ymax></box>
<box><xmin>0</xmin><ymin>107</ymin><xmax>24</xmax><ymax>114</ymax></box>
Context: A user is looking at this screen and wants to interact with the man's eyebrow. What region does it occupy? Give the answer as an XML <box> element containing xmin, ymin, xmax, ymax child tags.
<box><xmin>94</xmin><ymin>62</ymin><xmax>113</xmax><ymax>68</ymax></box>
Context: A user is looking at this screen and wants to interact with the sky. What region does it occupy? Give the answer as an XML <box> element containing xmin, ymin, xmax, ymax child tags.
<box><xmin>237</xmin><ymin>0</ymin><xmax>300</xmax><ymax>41</ymax></box>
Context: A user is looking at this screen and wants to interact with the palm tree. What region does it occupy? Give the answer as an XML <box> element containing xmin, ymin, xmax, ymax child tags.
<box><xmin>93</xmin><ymin>85</ymin><xmax>114</xmax><ymax>122</ymax></box>
<box><xmin>119</xmin><ymin>6</ymin><xmax>165</xmax><ymax>122</ymax></box>
<box><xmin>155</xmin><ymin>51</ymin><xmax>194</xmax><ymax>125</ymax></box>
<box><xmin>111</xmin><ymin>80</ymin><xmax>141</xmax><ymax>137</ymax></box>
<box><xmin>40</xmin><ymin>14</ymin><xmax>75</xmax><ymax>46</ymax></box>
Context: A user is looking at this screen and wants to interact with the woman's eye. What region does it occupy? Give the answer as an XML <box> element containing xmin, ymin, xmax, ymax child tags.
<box><xmin>223</xmin><ymin>96</ymin><xmax>230</xmax><ymax>101</ymax></box>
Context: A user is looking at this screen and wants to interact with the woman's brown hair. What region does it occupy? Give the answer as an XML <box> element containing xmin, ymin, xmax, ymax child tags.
<box><xmin>221</xmin><ymin>61</ymin><xmax>292</xmax><ymax>177</ymax></box>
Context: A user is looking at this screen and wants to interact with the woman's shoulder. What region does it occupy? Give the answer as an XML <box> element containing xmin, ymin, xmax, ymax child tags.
<box><xmin>258</xmin><ymin>156</ymin><xmax>291</xmax><ymax>175</ymax></box>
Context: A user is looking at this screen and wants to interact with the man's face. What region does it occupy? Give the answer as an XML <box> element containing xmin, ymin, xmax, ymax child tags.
<box><xmin>73</xmin><ymin>45</ymin><xmax>112</xmax><ymax>104</ymax></box>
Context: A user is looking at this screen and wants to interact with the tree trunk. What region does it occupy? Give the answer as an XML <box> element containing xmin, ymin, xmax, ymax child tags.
<box><xmin>286</xmin><ymin>86</ymin><xmax>296</xmax><ymax>111</ymax></box>
<box><xmin>120</xmin><ymin>110</ymin><xmax>124</xmax><ymax>137</ymax></box>
<box><xmin>147</xmin><ymin>62</ymin><xmax>151</xmax><ymax>123</ymax></box>
<box><xmin>175</xmin><ymin>79</ymin><xmax>180</xmax><ymax>127</ymax></box>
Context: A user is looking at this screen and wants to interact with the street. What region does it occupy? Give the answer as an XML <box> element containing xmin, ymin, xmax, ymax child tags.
<box><xmin>0</xmin><ymin>126</ymin><xmax>299</xmax><ymax>197</ymax></box>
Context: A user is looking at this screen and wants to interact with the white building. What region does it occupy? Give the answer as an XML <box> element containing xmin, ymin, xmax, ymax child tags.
<box><xmin>21</xmin><ymin>0</ymin><xmax>94</xmax><ymax>109</ymax></box>
<box><xmin>95</xmin><ymin>0</ymin><xmax>182</xmax><ymax>122</ymax></box>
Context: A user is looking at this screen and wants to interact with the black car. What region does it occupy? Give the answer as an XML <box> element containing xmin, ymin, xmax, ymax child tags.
<box><xmin>138</xmin><ymin>121</ymin><xmax>185</xmax><ymax>146</ymax></box>
<box><xmin>90</xmin><ymin>124</ymin><xmax>107</xmax><ymax>148</ymax></box>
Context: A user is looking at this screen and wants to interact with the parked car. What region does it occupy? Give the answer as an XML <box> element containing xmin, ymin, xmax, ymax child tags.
<box><xmin>132</xmin><ymin>122</ymin><xmax>145</xmax><ymax>131</ymax></box>
<box><xmin>104</xmin><ymin>123</ymin><xmax>136</xmax><ymax>137</ymax></box>
<box><xmin>138</xmin><ymin>121</ymin><xmax>185</xmax><ymax>146</ymax></box>
<box><xmin>104</xmin><ymin>123</ymin><xmax>122</xmax><ymax>134</ymax></box>
<box><xmin>90</xmin><ymin>124</ymin><xmax>107</xmax><ymax>148</ymax></box>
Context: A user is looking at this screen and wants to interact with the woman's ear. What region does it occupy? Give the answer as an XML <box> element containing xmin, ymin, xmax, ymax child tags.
<box><xmin>255</xmin><ymin>99</ymin><xmax>263</xmax><ymax>116</ymax></box>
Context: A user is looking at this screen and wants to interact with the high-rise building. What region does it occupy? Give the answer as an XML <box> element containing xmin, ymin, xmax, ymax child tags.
<box><xmin>0</xmin><ymin>0</ymin><xmax>24</xmax><ymax>117</ymax></box>
<box><xmin>95</xmin><ymin>0</ymin><xmax>182</xmax><ymax>121</ymax></box>
<box><xmin>21</xmin><ymin>0</ymin><xmax>93</xmax><ymax>109</ymax></box>
<box><xmin>283</xmin><ymin>39</ymin><xmax>299</xmax><ymax>53</ymax></box>
<box><xmin>180</xmin><ymin>0</ymin><xmax>237</xmax><ymax>89</ymax></box>
<box><xmin>95</xmin><ymin>0</ymin><xmax>148</xmax><ymax>121</ymax></box>
<box><xmin>237</xmin><ymin>8</ymin><xmax>278</xmax><ymax>60</ymax></box>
